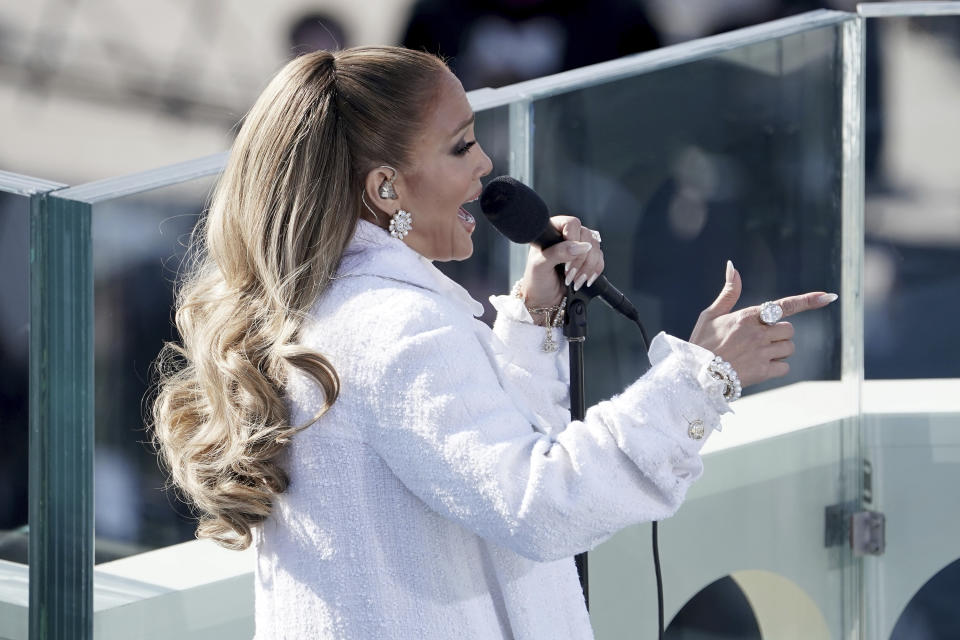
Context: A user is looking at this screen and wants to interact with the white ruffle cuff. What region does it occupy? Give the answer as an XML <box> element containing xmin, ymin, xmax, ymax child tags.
<box><xmin>647</xmin><ymin>331</ymin><xmax>733</xmax><ymax>421</ymax></box>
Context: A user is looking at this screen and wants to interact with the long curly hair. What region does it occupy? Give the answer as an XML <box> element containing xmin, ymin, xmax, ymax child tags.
<box><xmin>151</xmin><ymin>47</ymin><xmax>449</xmax><ymax>550</ymax></box>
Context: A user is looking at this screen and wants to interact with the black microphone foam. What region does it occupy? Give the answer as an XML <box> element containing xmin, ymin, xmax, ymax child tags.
<box><xmin>479</xmin><ymin>175</ymin><xmax>646</xmax><ymax>339</ymax></box>
<box><xmin>479</xmin><ymin>176</ymin><xmax>550</xmax><ymax>245</ymax></box>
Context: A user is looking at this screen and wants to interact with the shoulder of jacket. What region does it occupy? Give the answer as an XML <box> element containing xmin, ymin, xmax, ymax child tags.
<box><xmin>328</xmin><ymin>273</ymin><xmax>453</xmax><ymax>315</ymax></box>
<box><xmin>302</xmin><ymin>274</ymin><xmax>470</xmax><ymax>346</ymax></box>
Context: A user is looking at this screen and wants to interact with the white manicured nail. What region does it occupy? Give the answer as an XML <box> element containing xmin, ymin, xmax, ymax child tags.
<box><xmin>569</xmin><ymin>242</ymin><xmax>592</xmax><ymax>255</ymax></box>
<box><xmin>565</xmin><ymin>267</ymin><xmax>577</xmax><ymax>286</ymax></box>
<box><xmin>574</xmin><ymin>273</ymin><xmax>587</xmax><ymax>291</ymax></box>
<box><xmin>564</xmin><ymin>262</ymin><xmax>571</xmax><ymax>274</ymax></box>
<box><xmin>587</xmin><ymin>273</ymin><xmax>598</xmax><ymax>287</ymax></box>
<box><xmin>818</xmin><ymin>293</ymin><xmax>839</xmax><ymax>304</ymax></box>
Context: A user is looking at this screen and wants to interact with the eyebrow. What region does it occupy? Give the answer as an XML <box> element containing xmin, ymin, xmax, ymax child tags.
<box><xmin>451</xmin><ymin>113</ymin><xmax>475</xmax><ymax>137</ymax></box>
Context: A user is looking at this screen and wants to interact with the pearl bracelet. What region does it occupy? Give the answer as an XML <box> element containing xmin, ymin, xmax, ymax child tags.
<box><xmin>707</xmin><ymin>356</ymin><xmax>742</xmax><ymax>403</ymax></box>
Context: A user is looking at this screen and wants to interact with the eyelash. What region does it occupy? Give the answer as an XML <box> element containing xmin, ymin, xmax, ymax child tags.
<box><xmin>454</xmin><ymin>140</ymin><xmax>476</xmax><ymax>156</ymax></box>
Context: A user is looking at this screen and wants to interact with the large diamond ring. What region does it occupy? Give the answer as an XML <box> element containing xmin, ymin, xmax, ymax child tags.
<box><xmin>589</xmin><ymin>229</ymin><xmax>601</xmax><ymax>243</ymax></box>
<box><xmin>759</xmin><ymin>301</ymin><xmax>783</xmax><ymax>325</ymax></box>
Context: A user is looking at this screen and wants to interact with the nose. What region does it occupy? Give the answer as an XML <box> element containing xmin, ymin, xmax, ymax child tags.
<box><xmin>477</xmin><ymin>145</ymin><xmax>493</xmax><ymax>178</ymax></box>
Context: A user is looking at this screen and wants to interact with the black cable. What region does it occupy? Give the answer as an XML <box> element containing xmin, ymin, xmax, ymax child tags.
<box><xmin>577</xmin><ymin>301</ymin><xmax>660</xmax><ymax>636</ymax></box>
<box><xmin>635</xmin><ymin>318</ymin><xmax>651</xmax><ymax>354</ymax></box>
<box><xmin>635</xmin><ymin>317</ymin><xmax>661</xmax><ymax>639</ymax></box>
<box><xmin>653</xmin><ymin>520</ymin><xmax>664</xmax><ymax>639</ymax></box>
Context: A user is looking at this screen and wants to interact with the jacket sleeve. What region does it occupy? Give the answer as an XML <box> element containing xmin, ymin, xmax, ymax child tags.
<box><xmin>486</xmin><ymin>293</ymin><xmax>571</xmax><ymax>430</ymax></box>
<box><xmin>362</xmin><ymin>290</ymin><xmax>730</xmax><ymax>562</ymax></box>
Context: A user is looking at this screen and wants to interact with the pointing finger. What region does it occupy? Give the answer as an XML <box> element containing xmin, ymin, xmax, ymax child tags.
<box><xmin>776</xmin><ymin>292</ymin><xmax>839</xmax><ymax>318</ymax></box>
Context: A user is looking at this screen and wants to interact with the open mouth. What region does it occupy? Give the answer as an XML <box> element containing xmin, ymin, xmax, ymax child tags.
<box><xmin>458</xmin><ymin>191</ymin><xmax>481</xmax><ymax>231</ymax></box>
<box><xmin>457</xmin><ymin>207</ymin><xmax>476</xmax><ymax>230</ymax></box>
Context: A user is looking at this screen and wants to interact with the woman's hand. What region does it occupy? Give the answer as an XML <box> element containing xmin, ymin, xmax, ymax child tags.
<box><xmin>517</xmin><ymin>215</ymin><xmax>604</xmax><ymax>310</ymax></box>
<box><xmin>689</xmin><ymin>261</ymin><xmax>838</xmax><ymax>387</ymax></box>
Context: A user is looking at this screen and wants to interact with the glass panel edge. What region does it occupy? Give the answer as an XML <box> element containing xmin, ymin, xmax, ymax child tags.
<box><xmin>468</xmin><ymin>10</ymin><xmax>854</xmax><ymax>111</ymax></box>
<box><xmin>858</xmin><ymin>1</ymin><xmax>960</xmax><ymax>17</ymax></box>
<box><xmin>29</xmin><ymin>194</ymin><xmax>95</xmax><ymax>639</ymax></box>
<box><xmin>507</xmin><ymin>101</ymin><xmax>533</xmax><ymax>286</ymax></box>
<box><xmin>54</xmin><ymin>152</ymin><xmax>228</xmax><ymax>204</ymax></box>
<box><xmin>0</xmin><ymin>171</ymin><xmax>66</xmax><ymax>196</ymax></box>
<box><xmin>840</xmin><ymin>16</ymin><xmax>866</xmax><ymax>640</ymax></box>
<box><xmin>841</xmin><ymin>26</ymin><xmax>866</xmax><ymax>388</ymax></box>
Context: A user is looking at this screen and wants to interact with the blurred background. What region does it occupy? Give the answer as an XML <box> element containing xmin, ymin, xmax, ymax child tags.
<box><xmin>1</xmin><ymin>1</ymin><xmax>958</xmax><ymax>638</ymax></box>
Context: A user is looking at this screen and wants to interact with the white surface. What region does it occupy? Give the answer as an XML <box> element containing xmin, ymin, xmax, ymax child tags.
<box><xmin>699</xmin><ymin>379</ymin><xmax>960</xmax><ymax>457</ymax></box>
<box><xmin>95</xmin><ymin>538</ymin><xmax>254</xmax><ymax>596</ymax></box>
<box><xmin>702</xmin><ymin>380</ymin><xmax>858</xmax><ymax>455</ymax></box>
<box><xmin>863</xmin><ymin>378</ymin><xmax>960</xmax><ymax>414</ymax></box>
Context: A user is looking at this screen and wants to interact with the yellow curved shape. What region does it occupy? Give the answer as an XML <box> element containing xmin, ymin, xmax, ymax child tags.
<box><xmin>731</xmin><ymin>570</ymin><xmax>831</xmax><ymax>640</ymax></box>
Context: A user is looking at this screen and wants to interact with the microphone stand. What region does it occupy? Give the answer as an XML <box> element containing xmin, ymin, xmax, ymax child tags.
<box><xmin>563</xmin><ymin>285</ymin><xmax>592</xmax><ymax>609</ymax></box>
<box><xmin>563</xmin><ymin>283</ymin><xmax>653</xmax><ymax>616</ymax></box>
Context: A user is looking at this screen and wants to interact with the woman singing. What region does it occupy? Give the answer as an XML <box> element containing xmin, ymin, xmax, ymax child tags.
<box><xmin>152</xmin><ymin>46</ymin><xmax>836</xmax><ymax>639</ymax></box>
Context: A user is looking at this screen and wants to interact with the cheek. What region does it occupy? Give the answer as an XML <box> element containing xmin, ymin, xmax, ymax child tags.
<box><xmin>433</xmin><ymin>163</ymin><xmax>465</xmax><ymax>193</ymax></box>
<box><xmin>422</xmin><ymin>172</ymin><xmax>464</xmax><ymax>212</ymax></box>
<box><xmin>406</xmin><ymin>157</ymin><xmax>473</xmax><ymax>225</ymax></box>
<box><xmin>409</xmin><ymin>163</ymin><xmax>454</xmax><ymax>206</ymax></box>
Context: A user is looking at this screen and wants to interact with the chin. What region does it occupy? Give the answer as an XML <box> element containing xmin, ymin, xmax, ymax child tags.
<box><xmin>454</xmin><ymin>239</ymin><xmax>474</xmax><ymax>261</ymax></box>
<box><xmin>438</xmin><ymin>242</ymin><xmax>474</xmax><ymax>263</ymax></box>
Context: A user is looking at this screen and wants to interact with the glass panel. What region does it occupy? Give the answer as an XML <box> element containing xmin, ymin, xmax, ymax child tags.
<box><xmin>0</xmin><ymin>191</ymin><xmax>30</xmax><ymax>567</ymax></box>
<box><xmin>91</xmin><ymin>177</ymin><xmax>215</xmax><ymax>562</ymax></box>
<box><xmin>530</xmin><ymin>23</ymin><xmax>857</xmax><ymax>639</ymax></box>
<box><xmin>861</xmin><ymin>11</ymin><xmax>960</xmax><ymax>640</ymax></box>
<box><xmin>0</xmin><ymin>187</ymin><xmax>32</xmax><ymax>640</ymax></box>
<box><xmin>864</xmin><ymin>14</ymin><xmax>960</xmax><ymax>378</ymax></box>
<box><xmin>436</xmin><ymin>104</ymin><xmax>512</xmax><ymax>324</ymax></box>
<box><xmin>534</xmin><ymin>24</ymin><xmax>845</xmax><ymax>401</ymax></box>
<box><xmin>0</xmin><ymin>171</ymin><xmax>71</xmax><ymax>640</ymax></box>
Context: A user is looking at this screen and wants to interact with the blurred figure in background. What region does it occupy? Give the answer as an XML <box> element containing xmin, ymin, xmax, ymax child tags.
<box><xmin>401</xmin><ymin>0</ymin><xmax>661</xmax><ymax>90</ymax></box>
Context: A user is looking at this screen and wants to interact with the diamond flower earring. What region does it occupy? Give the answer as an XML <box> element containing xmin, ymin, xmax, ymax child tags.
<box><xmin>389</xmin><ymin>209</ymin><xmax>413</xmax><ymax>239</ymax></box>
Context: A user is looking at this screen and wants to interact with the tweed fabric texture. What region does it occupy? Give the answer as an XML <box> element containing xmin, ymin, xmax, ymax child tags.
<box><xmin>254</xmin><ymin>221</ymin><xmax>729</xmax><ymax>639</ymax></box>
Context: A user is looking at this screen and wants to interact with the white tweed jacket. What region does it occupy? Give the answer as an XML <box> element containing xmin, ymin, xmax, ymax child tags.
<box><xmin>254</xmin><ymin>220</ymin><xmax>730</xmax><ymax>640</ymax></box>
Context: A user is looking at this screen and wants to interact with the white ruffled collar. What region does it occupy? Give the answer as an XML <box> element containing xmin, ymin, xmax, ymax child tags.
<box><xmin>337</xmin><ymin>220</ymin><xmax>485</xmax><ymax>318</ymax></box>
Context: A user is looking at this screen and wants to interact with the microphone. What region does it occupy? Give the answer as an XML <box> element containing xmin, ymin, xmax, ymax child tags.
<box><xmin>479</xmin><ymin>176</ymin><xmax>642</xmax><ymax>325</ymax></box>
